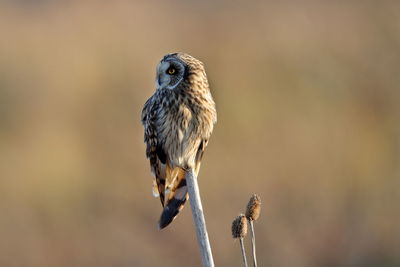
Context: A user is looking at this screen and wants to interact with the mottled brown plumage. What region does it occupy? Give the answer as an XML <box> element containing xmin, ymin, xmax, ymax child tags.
<box><xmin>141</xmin><ymin>53</ymin><xmax>217</xmax><ymax>229</ymax></box>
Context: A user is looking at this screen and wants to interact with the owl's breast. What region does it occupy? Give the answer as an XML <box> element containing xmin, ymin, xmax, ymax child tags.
<box><xmin>157</xmin><ymin>101</ymin><xmax>211</xmax><ymax>168</ymax></box>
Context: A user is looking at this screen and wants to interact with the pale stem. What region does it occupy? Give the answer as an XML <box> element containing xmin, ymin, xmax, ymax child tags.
<box><xmin>185</xmin><ymin>168</ymin><xmax>215</xmax><ymax>267</ymax></box>
<box><xmin>249</xmin><ymin>220</ymin><xmax>258</xmax><ymax>267</ymax></box>
<box><xmin>239</xmin><ymin>238</ymin><xmax>248</xmax><ymax>267</ymax></box>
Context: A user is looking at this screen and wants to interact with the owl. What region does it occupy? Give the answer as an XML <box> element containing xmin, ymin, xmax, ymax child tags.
<box><xmin>141</xmin><ymin>53</ymin><xmax>217</xmax><ymax>229</ymax></box>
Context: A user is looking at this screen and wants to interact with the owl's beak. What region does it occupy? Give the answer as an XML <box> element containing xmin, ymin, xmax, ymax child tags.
<box><xmin>157</xmin><ymin>74</ymin><xmax>162</xmax><ymax>87</ymax></box>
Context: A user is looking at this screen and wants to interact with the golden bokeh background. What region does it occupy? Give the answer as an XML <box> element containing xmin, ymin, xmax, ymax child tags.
<box><xmin>0</xmin><ymin>1</ymin><xmax>399</xmax><ymax>266</ymax></box>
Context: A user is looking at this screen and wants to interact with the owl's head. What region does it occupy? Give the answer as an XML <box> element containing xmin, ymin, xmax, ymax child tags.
<box><xmin>156</xmin><ymin>53</ymin><xmax>206</xmax><ymax>90</ymax></box>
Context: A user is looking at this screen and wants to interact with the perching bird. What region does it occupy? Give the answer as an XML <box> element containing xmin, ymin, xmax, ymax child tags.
<box><xmin>141</xmin><ymin>53</ymin><xmax>217</xmax><ymax>229</ymax></box>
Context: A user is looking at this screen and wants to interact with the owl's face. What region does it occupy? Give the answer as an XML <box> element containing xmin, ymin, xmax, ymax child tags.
<box><xmin>155</xmin><ymin>53</ymin><xmax>205</xmax><ymax>91</ymax></box>
<box><xmin>156</xmin><ymin>54</ymin><xmax>187</xmax><ymax>90</ymax></box>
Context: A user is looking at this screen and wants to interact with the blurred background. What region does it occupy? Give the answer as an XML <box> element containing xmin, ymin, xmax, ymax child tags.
<box><xmin>0</xmin><ymin>1</ymin><xmax>399</xmax><ymax>266</ymax></box>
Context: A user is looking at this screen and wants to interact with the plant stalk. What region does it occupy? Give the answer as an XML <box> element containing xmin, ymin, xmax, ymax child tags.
<box><xmin>249</xmin><ymin>220</ymin><xmax>258</xmax><ymax>267</ymax></box>
<box><xmin>239</xmin><ymin>238</ymin><xmax>248</xmax><ymax>267</ymax></box>
<box><xmin>185</xmin><ymin>168</ymin><xmax>215</xmax><ymax>267</ymax></box>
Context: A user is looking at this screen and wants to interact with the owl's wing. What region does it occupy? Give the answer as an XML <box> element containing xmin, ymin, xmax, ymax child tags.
<box><xmin>141</xmin><ymin>97</ymin><xmax>167</xmax><ymax>207</ymax></box>
<box><xmin>194</xmin><ymin>139</ymin><xmax>208</xmax><ymax>174</ymax></box>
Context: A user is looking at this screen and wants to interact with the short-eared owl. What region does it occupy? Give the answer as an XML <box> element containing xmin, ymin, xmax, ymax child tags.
<box><xmin>141</xmin><ymin>53</ymin><xmax>217</xmax><ymax>229</ymax></box>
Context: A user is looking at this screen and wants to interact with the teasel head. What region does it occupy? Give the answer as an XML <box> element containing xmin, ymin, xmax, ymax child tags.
<box><xmin>245</xmin><ymin>194</ymin><xmax>261</xmax><ymax>221</ymax></box>
<box><xmin>232</xmin><ymin>214</ymin><xmax>248</xmax><ymax>239</ymax></box>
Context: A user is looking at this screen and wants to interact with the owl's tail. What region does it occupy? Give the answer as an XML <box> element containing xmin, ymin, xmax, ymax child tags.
<box><xmin>158</xmin><ymin>168</ymin><xmax>188</xmax><ymax>229</ymax></box>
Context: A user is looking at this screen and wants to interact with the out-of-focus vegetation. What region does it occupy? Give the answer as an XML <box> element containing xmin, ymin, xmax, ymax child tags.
<box><xmin>0</xmin><ymin>1</ymin><xmax>399</xmax><ymax>266</ymax></box>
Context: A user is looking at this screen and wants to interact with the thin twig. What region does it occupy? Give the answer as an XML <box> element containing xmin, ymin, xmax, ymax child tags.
<box><xmin>185</xmin><ymin>168</ymin><xmax>215</xmax><ymax>267</ymax></box>
<box><xmin>249</xmin><ymin>220</ymin><xmax>258</xmax><ymax>267</ymax></box>
<box><xmin>239</xmin><ymin>238</ymin><xmax>248</xmax><ymax>267</ymax></box>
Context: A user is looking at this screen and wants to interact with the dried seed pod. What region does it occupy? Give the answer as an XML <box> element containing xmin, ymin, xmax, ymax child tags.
<box><xmin>231</xmin><ymin>214</ymin><xmax>248</xmax><ymax>239</ymax></box>
<box><xmin>245</xmin><ymin>194</ymin><xmax>261</xmax><ymax>221</ymax></box>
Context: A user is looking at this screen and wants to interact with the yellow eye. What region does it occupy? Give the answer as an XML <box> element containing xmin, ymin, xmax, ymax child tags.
<box><xmin>167</xmin><ymin>67</ymin><xmax>176</xmax><ymax>75</ymax></box>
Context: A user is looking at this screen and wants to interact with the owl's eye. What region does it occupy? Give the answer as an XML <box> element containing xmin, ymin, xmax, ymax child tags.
<box><xmin>166</xmin><ymin>66</ymin><xmax>176</xmax><ymax>75</ymax></box>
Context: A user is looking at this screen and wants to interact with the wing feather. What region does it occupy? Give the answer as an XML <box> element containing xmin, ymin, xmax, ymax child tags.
<box><xmin>141</xmin><ymin>97</ymin><xmax>167</xmax><ymax>206</ymax></box>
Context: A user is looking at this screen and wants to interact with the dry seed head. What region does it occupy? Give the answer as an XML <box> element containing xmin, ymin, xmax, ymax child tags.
<box><xmin>231</xmin><ymin>214</ymin><xmax>248</xmax><ymax>239</ymax></box>
<box><xmin>245</xmin><ymin>194</ymin><xmax>261</xmax><ymax>221</ymax></box>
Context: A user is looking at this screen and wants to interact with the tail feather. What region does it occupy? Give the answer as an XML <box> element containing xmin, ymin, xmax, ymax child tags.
<box><xmin>151</xmin><ymin>157</ymin><xmax>166</xmax><ymax>206</ymax></box>
<box><xmin>158</xmin><ymin>169</ymin><xmax>188</xmax><ymax>229</ymax></box>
